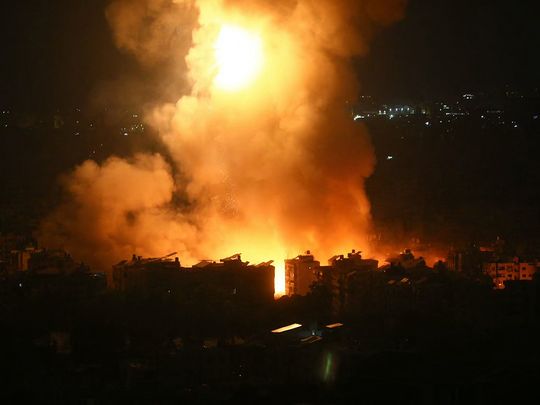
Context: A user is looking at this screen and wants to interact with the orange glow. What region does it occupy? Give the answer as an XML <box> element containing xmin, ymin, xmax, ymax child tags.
<box><xmin>213</xmin><ymin>25</ymin><xmax>264</xmax><ymax>91</ymax></box>
<box><xmin>274</xmin><ymin>260</ymin><xmax>286</xmax><ymax>298</ymax></box>
<box><xmin>42</xmin><ymin>0</ymin><xmax>383</xmax><ymax>296</ymax></box>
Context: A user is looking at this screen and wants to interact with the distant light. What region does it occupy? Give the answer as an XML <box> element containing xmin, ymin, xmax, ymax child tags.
<box><xmin>325</xmin><ymin>323</ymin><xmax>344</xmax><ymax>329</ymax></box>
<box><xmin>389</xmin><ymin>114</ymin><xmax>394</xmax><ymax>119</ymax></box>
<box><xmin>425</xmin><ymin>121</ymin><xmax>430</xmax><ymax>126</ymax></box>
<box><xmin>386</xmin><ymin>155</ymin><xmax>393</xmax><ymax>160</ymax></box>
<box><xmin>353</xmin><ymin>115</ymin><xmax>364</xmax><ymax>121</ymax></box>
<box><xmin>272</xmin><ymin>323</ymin><xmax>302</xmax><ymax>334</ymax></box>
<box><xmin>18</xmin><ymin>283</ymin><xmax>22</xmax><ymax>288</ymax></box>
<box><xmin>123</xmin><ymin>132</ymin><xmax>129</xmax><ymax>136</ymax></box>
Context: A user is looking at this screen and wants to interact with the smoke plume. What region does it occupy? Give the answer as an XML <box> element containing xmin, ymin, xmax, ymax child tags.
<box><xmin>41</xmin><ymin>0</ymin><xmax>406</xmax><ymax>292</ymax></box>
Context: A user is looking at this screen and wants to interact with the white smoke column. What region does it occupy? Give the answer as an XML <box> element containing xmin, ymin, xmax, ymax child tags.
<box><xmin>41</xmin><ymin>0</ymin><xmax>407</xmax><ymax>294</ymax></box>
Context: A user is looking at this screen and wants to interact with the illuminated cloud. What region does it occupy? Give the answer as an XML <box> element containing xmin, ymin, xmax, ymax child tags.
<box><xmin>41</xmin><ymin>0</ymin><xmax>407</xmax><ymax>295</ymax></box>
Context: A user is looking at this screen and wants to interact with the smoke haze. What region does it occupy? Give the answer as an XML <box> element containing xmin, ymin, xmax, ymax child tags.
<box><xmin>40</xmin><ymin>0</ymin><xmax>407</xmax><ymax>293</ymax></box>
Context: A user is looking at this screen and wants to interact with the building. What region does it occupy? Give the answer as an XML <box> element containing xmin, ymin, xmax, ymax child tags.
<box><xmin>112</xmin><ymin>252</ymin><xmax>181</xmax><ymax>290</ymax></box>
<box><xmin>112</xmin><ymin>253</ymin><xmax>275</xmax><ymax>302</ymax></box>
<box><xmin>27</xmin><ymin>249</ymin><xmax>87</xmax><ymax>275</ymax></box>
<box><xmin>0</xmin><ymin>234</ymin><xmax>37</xmax><ymax>273</ymax></box>
<box><xmin>328</xmin><ymin>250</ymin><xmax>378</xmax><ymax>271</ymax></box>
<box><xmin>483</xmin><ymin>258</ymin><xmax>538</xmax><ymax>289</ymax></box>
<box><xmin>446</xmin><ymin>250</ymin><xmax>464</xmax><ymax>272</ymax></box>
<box><xmin>285</xmin><ymin>251</ymin><xmax>320</xmax><ymax>296</ymax></box>
<box><xmin>387</xmin><ymin>249</ymin><xmax>426</xmax><ymax>270</ymax></box>
<box><xmin>324</xmin><ymin>250</ymin><xmax>379</xmax><ymax>314</ymax></box>
<box><xmin>10</xmin><ymin>247</ymin><xmax>37</xmax><ymax>271</ymax></box>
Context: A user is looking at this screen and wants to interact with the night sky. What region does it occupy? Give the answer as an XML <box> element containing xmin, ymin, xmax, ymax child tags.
<box><xmin>358</xmin><ymin>0</ymin><xmax>540</xmax><ymax>100</ymax></box>
<box><xmin>1</xmin><ymin>0</ymin><xmax>539</xmax><ymax>109</ymax></box>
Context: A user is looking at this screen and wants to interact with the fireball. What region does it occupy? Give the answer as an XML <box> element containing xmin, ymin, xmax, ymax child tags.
<box><xmin>213</xmin><ymin>25</ymin><xmax>264</xmax><ymax>91</ymax></box>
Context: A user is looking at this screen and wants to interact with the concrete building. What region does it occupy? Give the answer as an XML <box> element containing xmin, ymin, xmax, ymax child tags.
<box><xmin>446</xmin><ymin>250</ymin><xmax>464</xmax><ymax>272</ymax></box>
<box><xmin>285</xmin><ymin>251</ymin><xmax>320</xmax><ymax>296</ymax></box>
<box><xmin>10</xmin><ymin>247</ymin><xmax>37</xmax><ymax>271</ymax></box>
<box><xmin>285</xmin><ymin>249</ymin><xmax>379</xmax><ymax>314</ymax></box>
<box><xmin>387</xmin><ymin>249</ymin><xmax>426</xmax><ymax>270</ymax></box>
<box><xmin>483</xmin><ymin>258</ymin><xmax>538</xmax><ymax>289</ymax></box>
<box><xmin>112</xmin><ymin>253</ymin><xmax>275</xmax><ymax>302</ymax></box>
<box><xmin>324</xmin><ymin>250</ymin><xmax>379</xmax><ymax>314</ymax></box>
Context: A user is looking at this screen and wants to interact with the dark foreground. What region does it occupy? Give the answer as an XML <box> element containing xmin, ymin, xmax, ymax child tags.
<box><xmin>2</xmin><ymin>272</ymin><xmax>540</xmax><ymax>404</ymax></box>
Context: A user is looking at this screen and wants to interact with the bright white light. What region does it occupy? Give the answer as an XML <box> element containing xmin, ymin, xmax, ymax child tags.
<box><xmin>272</xmin><ymin>323</ymin><xmax>302</xmax><ymax>334</ymax></box>
<box><xmin>214</xmin><ymin>25</ymin><xmax>264</xmax><ymax>91</ymax></box>
<box><xmin>387</xmin><ymin>155</ymin><xmax>393</xmax><ymax>160</ymax></box>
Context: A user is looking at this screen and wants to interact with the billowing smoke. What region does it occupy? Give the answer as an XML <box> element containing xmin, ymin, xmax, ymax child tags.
<box><xmin>40</xmin><ymin>0</ymin><xmax>406</xmax><ymax>293</ymax></box>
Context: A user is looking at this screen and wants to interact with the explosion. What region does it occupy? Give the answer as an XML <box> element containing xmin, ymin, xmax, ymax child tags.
<box><xmin>41</xmin><ymin>0</ymin><xmax>407</xmax><ymax>297</ymax></box>
<box><xmin>213</xmin><ymin>25</ymin><xmax>263</xmax><ymax>91</ymax></box>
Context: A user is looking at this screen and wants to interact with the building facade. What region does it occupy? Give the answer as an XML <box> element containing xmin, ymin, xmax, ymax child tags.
<box><xmin>112</xmin><ymin>253</ymin><xmax>275</xmax><ymax>302</ymax></box>
<box><xmin>285</xmin><ymin>251</ymin><xmax>320</xmax><ymax>296</ymax></box>
<box><xmin>483</xmin><ymin>258</ymin><xmax>538</xmax><ymax>289</ymax></box>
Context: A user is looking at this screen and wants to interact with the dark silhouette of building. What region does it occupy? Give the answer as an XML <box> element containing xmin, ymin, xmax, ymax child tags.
<box><xmin>112</xmin><ymin>253</ymin><xmax>275</xmax><ymax>302</ymax></box>
<box><xmin>323</xmin><ymin>250</ymin><xmax>379</xmax><ymax>313</ymax></box>
<box><xmin>386</xmin><ymin>249</ymin><xmax>425</xmax><ymax>270</ymax></box>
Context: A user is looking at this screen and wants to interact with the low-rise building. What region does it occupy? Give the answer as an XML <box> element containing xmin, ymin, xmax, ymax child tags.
<box><xmin>387</xmin><ymin>249</ymin><xmax>426</xmax><ymax>270</ymax></box>
<box><xmin>324</xmin><ymin>250</ymin><xmax>379</xmax><ymax>313</ymax></box>
<box><xmin>112</xmin><ymin>253</ymin><xmax>275</xmax><ymax>302</ymax></box>
<box><xmin>483</xmin><ymin>258</ymin><xmax>538</xmax><ymax>289</ymax></box>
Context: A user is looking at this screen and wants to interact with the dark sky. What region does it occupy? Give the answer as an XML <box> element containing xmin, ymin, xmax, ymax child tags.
<box><xmin>358</xmin><ymin>0</ymin><xmax>540</xmax><ymax>100</ymax></box>
<box><xmin>1</xmin><ymin>0</ymin><xmax>539</xmax><ymax>110</ymax></box>
<box><xmin>0</xmin><ymin>0</ymin><xmax>133</xmax><ymax>111</ymax></box>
